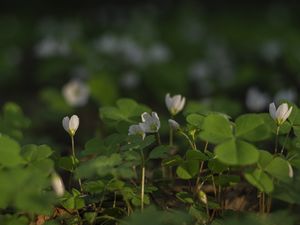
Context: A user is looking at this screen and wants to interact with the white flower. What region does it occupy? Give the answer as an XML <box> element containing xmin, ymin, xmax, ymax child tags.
<box><xmin>128</xmin><ymin>124</ymin><xmax>145</xmax><ymax>139</ymax></box>
<box><xmin>269</xmin><ymin>102</ymin><xmax>293</xmax><ymax>125</ymax></box>
<box><xmin>62</xmin><ymin>115</ymin><xmax>79</xmax><ymax>136</ymax></box>
<box><xmin>168</xmin><ymin>119</ymin><xmax>180</xmax><ymax>131</ymax></box>
<box><xmin>51</xmin><ymin>173</ymin><xmax>65</xmax><ymax>197</ymax></box>
<box><xmin>139</xmin><ymin>112</ymin><xmax>160</xmax><ymax>133</ymax></box>
<box><xmin>165</xmin><ymin>93</ymin><xmax>186</xmax><ymax>116</ymax></box>
<box><xmin>62</xmin><ymin>79</ymin><xmax>90</xmax><ymax>107</ymax></box>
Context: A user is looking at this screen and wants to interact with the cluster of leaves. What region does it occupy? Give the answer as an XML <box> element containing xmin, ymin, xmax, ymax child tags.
<box><xmin>1</xmin><ymin>98</ymin><xmax>300</xmax><ymax>225</ymax></box>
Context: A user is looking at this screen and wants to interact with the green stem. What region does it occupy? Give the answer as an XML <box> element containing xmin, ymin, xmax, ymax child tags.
<box><xmin>169</xmin><ymin>128</ymin><xmax>173</xmax><ymax>146</ymax></box>
<box><xmin>71</xmin><ymin>135</ymin><xmax>83</xmax><ymax>192</ymax></box>
<box><xmin>180</xmin><ymin>131</ymin><xmax>196</xmax><ymax>150</ymax></box>
<box><xmin>262</xmin><ymin>192</ymin><xmax>265</xmax><ymax>214</ymax></box>
<box><xmin>194</xmin><ymin>161</ymin><xmax>205</xmax><ymax>196</ymax></box>
<box><xmin>280</xmin><ymin>130</ymin><xmax>291</xmax><ymax>155</ymax></box>
<box><xmin>274</xmin><ymin>126</ymin><xmax>280</xmax><ymax>154</ymax></box>
<box><xmin>113</xmin><ymin>192</ymin><xmax>117</xmax><ymax>208</ymax></box>
<box><xmin>140</xmin><ymin>150</ymin><xmax>145</xmax><ymax>212</ymax></box>
<box><xmin>267</xmin><ymin>194</ymin><xmax>272</xmax><ymax>213</ymax></box>
<box><xmin>211</xmin><ymin>175</ymin><xmax>217</xmax><ymax>198</ymax></box>
<box><xmin>194</xmin><ymin>141</ymin><xmax>208</xmax><ymax>196</ymax></box>
<box><xmin>156</xmin><ymin>132</ymin><xmax>162</xmax><ymax>145</ymax></box>
<box><xmin>71</xmin><ymin>135</ymin><xmax>76</xmax><ymax>159</ymax></box>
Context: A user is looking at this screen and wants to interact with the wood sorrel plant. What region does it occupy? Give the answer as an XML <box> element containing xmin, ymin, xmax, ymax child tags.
<box><xmin>62</xmin><ymin>115</ymin><xmax>83</xmax><ymax>191</ymax></box>
<box><xmin>0</xmin><ymin>99</ymin><xmax>299</xmax><ymax>225</ymax></box>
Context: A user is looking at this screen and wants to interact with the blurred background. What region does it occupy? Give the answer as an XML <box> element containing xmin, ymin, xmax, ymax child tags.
<box><xmin>1</xmin><ymin>0</ymin><xmax>300</xmax><ymax>150</ymax></box>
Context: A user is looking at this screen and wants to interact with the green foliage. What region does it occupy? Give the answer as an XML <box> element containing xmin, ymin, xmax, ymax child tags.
<box><xmin>89</xmin><ymin>75</ymin><xmax>119</xmax><ymax>105</ymax></box>
<box><xmin>215</xmin><ymin>139</ymin><xmax>259</xmax><ymax>165</ymax></box>
<box><xmin>0</xmin><ymin>103</ymin><xmax>30</xmax><ymax>140</ymax></box>
<box><xmin>0</xmin><ymin>97</ymin><xmax>299</xmax><ymax>223</ymax></box>
<box><xmin>199</xmin><ymin>114</ymin><xmax>233</xmax><ymax>144</ymax></box>
<box><xmin>100</xmin><ymin>98</ymin><xmax>149</xmax><ymax>124</ymax></box>
<box><xmin>244</xmin><ymin>169</ymin><xmax>274</xmax><ymax>193</ymax></box>
<box><xmin>235</xmin><ymin>114</ymin><xmax>271</xmax><ymax>141</ymax></box>
<box><xmin>61</xmin><ymin>189</ymin><xmax>85</xmax><ymax>210</ymax></box>
<box><xmin>75</xmin><ymin>153</ymin><xmax>134</xmax><ymax>179</ymax></box>
<box><xmin>186</xmin><ymin>113</ymin><xmax>204</xmax><ymax>129</ymax></box>
<box><xmin>0</xmin><ymin>135</ymin><xmax>23</xmax><ymax>167</ymax></box>
<box><xmin>121</xmin><ymin>206</ymin><xmax>193</xmax><ymax>225</ymax></box>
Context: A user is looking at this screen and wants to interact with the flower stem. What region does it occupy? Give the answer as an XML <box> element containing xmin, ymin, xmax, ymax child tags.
<box><xmin>140</xmin><ymin>150</ymin><xmax>145</xmax><ymax>211</ymax></box>
<box><xmin>156</xmin><ymin>132</ymin><xmax>162</xmax><ymax>145</ymax></box>
<box><xmin>280</xmin><ymin>130</ymin><xmax>291</xmax><ymax>155</ymax></box>
<box><xmin>179</xmin><ymin>131</ymin><xmax>196</xmax><ymax>150</ymax></box>
<box><xmin>169</xmin><ymin>128</ymin><xmax>173</xmax><ymax>146</ymax></box>
<box><xmin>274</xmin><ymin>126</ymin><xmax>280</xmax><ymax>154</ymax></box>
<box><xmin>71</xmin><ymin>135</ymin><xmax>76</xmax><ymax>159</ymax></box>
<box><xmin>71</xmin><ymin>135</ymin><xmax>83</xmax><ymax>192</ymax></box>
<box><xmin>194</xmin><ymin>141</ymin><xmax>208</xmax><ymax>196</ymax></box>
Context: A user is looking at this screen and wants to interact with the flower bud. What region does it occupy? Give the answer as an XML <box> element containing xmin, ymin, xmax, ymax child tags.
<box><xmin>62</xmin><ymin>115</ymin><xmax>79</xmax><ymax>136</ymax></box>
<box><xmin>168</xmin><ymin>119</ymin><xmax>180</xmax><ymax>131</ymax></box>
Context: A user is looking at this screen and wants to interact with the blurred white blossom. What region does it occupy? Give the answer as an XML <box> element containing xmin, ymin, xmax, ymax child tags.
<box><xmin>165</xmin><ymin>93</ymin><xmax>186</xmax><ymax>116</ymax></box>
<box><xmin>288</xmin><ymin>162</ymin><xmax>294</xmax><ymax>178</ymax></box>
<box><xmin>261</xmin><ymin>40</ymin><xmax>281</xmax><ymax>62</ymax></box>
<box><xmin>188</xmin><ymin>61</ymin><xmax>213</xmax><ymax>95</ymax></box>
<box><xmin>95</xmin><ymin>35</ymin><xmax>147</xmax><ymax>66</ymax></box>
<box><xmin>94</xmin><ymin>34</ymin><xmax>119</xmax><ymax>54</ymax></box>
<box><xmin>119</xmin><ymin>37</ymin><xmax>146</xmax><ymax>65</ymax></box>
<box><xmin>120</xmin><ymin>72</ymin><xmax>140</xmax><ymax>90</ymax></box>
<box><xmin>246</xmin><ymin>87</ymin><xmax>270</xmax><ymax>111</ymax></box>
<box><xmin>147</xmin><ymin>43</ymin><xmax>171</xmax><ymax>64</ymax></box>
<box><xmin>128</xmin><ymin>124</ymin><xmax>145</xmax><ymax>139</ymax></box>
<box><xmin>51</xmin><ymin>173</ymin><xmax>65</xmax><ymax>197</ymax></box>
<box><xmin>274</xmin><ymin>88</ymin><xmax>297</xmax><ymax>103</ymax></box>
<box><xmin>35</xmin><ymin>36</ymin><xmax>70</xmax><ymax>58</ymax></box>
<box><xmin>189</xmin><ymin>61</ymin><xmax>210</xmax><ymax>80</ymax></box>
<box><xmin>62</xmin><ymin>79</ymin><xmax>90</xmax><ymax>107</ymax></box>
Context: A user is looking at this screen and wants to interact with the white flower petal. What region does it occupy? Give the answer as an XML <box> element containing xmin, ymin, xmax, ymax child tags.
<box><xmin>165</xmin><ymin>93</ymin><xmax>186</xmax><ymax>115</ymax></box>
<box><xmin>62</xmin><ymin>117</ymin><xmax>70</xmax><ymax>132</ymax></box>
<box><xmin>269</xmin><ymin>102</ymin><xmax>276</xmax><ymax>120</ymax></box>
<box><xmin>140</xmin><ymin>112</ymin><xmax>161</xmax><ymax>133</ymax></box>
<box><xmin>178</xmin><ymin>97</ymin><xmax>186</xmax><ymax>112</ymax></box>
<box><xmin>51</xmin><ymin>173</ymin><xmax>65</xmax><ymax>197</ymax></box>
<box><xmin>128</xmin><ymin>124</ymin><xmax>145</xmax><ymax>138</ymax></box>
<box><xmin>141</xmin><ymin>112</ymin><xmax>151</xmax><ymax>122</ymax></box>
<box><xmin>276</xmin><ymin>103</ymin><xmax>288</xmax><ymax>121</ymax></box>
<box><xmin>165</xmin><ymin>93</ymin><xmax>172</xmax><ymax>110</ymax></box>
<box><xmin>69</xmin><ymin>115</ymin><xmax>80</xmax><ymax>133</ymax></box>
<box><xmin>282</xmin><ymin>106</ymin><xmax>293</xmax><ymax>122</ymax></box>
